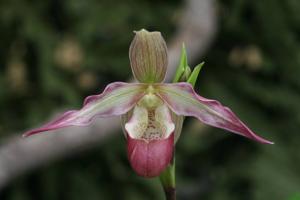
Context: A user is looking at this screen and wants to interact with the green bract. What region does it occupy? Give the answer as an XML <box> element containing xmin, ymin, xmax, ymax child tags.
<box><xmin>173</xmin><ymin>44</ymin><xmax>204</xmax><ymax>87</ymax></box>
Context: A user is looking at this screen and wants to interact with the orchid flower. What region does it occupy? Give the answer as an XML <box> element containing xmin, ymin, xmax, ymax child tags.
<box><xmin>24</xmin><ymin>29</ymin><xmax>272</xmax><ymax>178</ymax></box>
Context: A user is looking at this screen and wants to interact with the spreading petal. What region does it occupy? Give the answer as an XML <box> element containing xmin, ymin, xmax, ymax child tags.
<box><xmin>156</xmin><ymin>83</ymin><xmax>273</xmax><ymax>144</ymax></box>
<box><xmin>24</xmin><ymin>82</ymin><xmax>146</xmax><ymax>137</ymax></box>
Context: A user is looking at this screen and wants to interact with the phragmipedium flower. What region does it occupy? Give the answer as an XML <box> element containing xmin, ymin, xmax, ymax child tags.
<box><xmin>24</xmin><ymin>29</ymin><xmax>273</xmax><ymax>178</ymax></box>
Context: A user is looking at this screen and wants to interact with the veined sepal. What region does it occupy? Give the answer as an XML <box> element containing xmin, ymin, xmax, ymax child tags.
<box><xmin>129</xmin><ymin>29</ymin><xmax>168</xmax><ymax>83</ymax></box>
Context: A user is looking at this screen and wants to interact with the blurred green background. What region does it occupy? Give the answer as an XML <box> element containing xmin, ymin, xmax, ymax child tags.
<box><xmin>1</xmin><ymin>0</ymin><xmax>300</xmax><ymax>199</ymax></box>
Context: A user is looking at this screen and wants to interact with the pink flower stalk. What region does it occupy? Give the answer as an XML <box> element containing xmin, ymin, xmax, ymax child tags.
<box><xmin>24</xmin><ymin>29</ymin><xmax>273</xmax><ymax>178</ymax></box>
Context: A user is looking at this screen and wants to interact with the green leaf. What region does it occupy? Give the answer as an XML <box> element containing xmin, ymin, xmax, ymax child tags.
<box><xmin>173</xmin><ymin>43</ymin><xmax>188</xmax><ymax>83</ymax></box>
<box><xmin>187</xmin><ymin>62</ymin><xmax>204</xmax><ymax>87</ymax></box>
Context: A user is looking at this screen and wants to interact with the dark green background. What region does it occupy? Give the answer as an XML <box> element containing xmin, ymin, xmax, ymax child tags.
<box><xmin>0</xmin><ymin>0</ymin><xmax>300</xmax><ymax>199</ymax></box>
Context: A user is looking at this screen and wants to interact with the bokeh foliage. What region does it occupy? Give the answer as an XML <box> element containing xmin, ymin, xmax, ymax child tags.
<box><xmin>1</xmin><ymin>0</ymin><xmax>300</xmax><ymax>199</ymax></box>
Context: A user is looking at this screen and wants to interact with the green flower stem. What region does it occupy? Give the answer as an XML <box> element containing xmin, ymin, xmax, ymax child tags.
<box><xmin>159</xmin><ymin>156</ymin><xmax>176</xmax><ymax>200</ymax></box>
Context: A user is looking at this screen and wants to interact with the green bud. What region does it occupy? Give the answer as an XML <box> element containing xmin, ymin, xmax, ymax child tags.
<box><xmin>129</xmin><ymin>29</ymin><xmax>168</xmax><ymax>83</ymax></box>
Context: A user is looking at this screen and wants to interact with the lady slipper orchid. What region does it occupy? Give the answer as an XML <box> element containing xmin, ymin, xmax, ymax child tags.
<box><xmin>24</xmin><ymin>29</ymin><xmax>273</xmax><ymax>178</ymax></box>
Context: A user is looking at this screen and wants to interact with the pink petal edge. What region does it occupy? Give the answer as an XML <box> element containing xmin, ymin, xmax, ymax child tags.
<box><xmin>24</xmin><ymin>82</ymin><xmax>145</xmax><ymax>137</ymax></box>
<box><xmin>157</xmin><ymin>83</ymin><xmax>273</xmax><ymax>144</ymax></box>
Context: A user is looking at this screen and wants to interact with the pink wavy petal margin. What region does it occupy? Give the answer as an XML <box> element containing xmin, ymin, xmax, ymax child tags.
<box><xmin>24</xmin><ymin>82</ymin><xmax>145</xmax><ymax>137</ymax></box>
<box><xmin>157</xmin><ymin>83</ymin><xmax>273</xmax><ymax>144</ymax></box>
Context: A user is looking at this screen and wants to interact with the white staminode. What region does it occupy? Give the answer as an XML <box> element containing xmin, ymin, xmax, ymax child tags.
<box><xmin>125</xmin><ymin>104</ymin><xmax>175</xmax><ymax>142</ymax></box>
